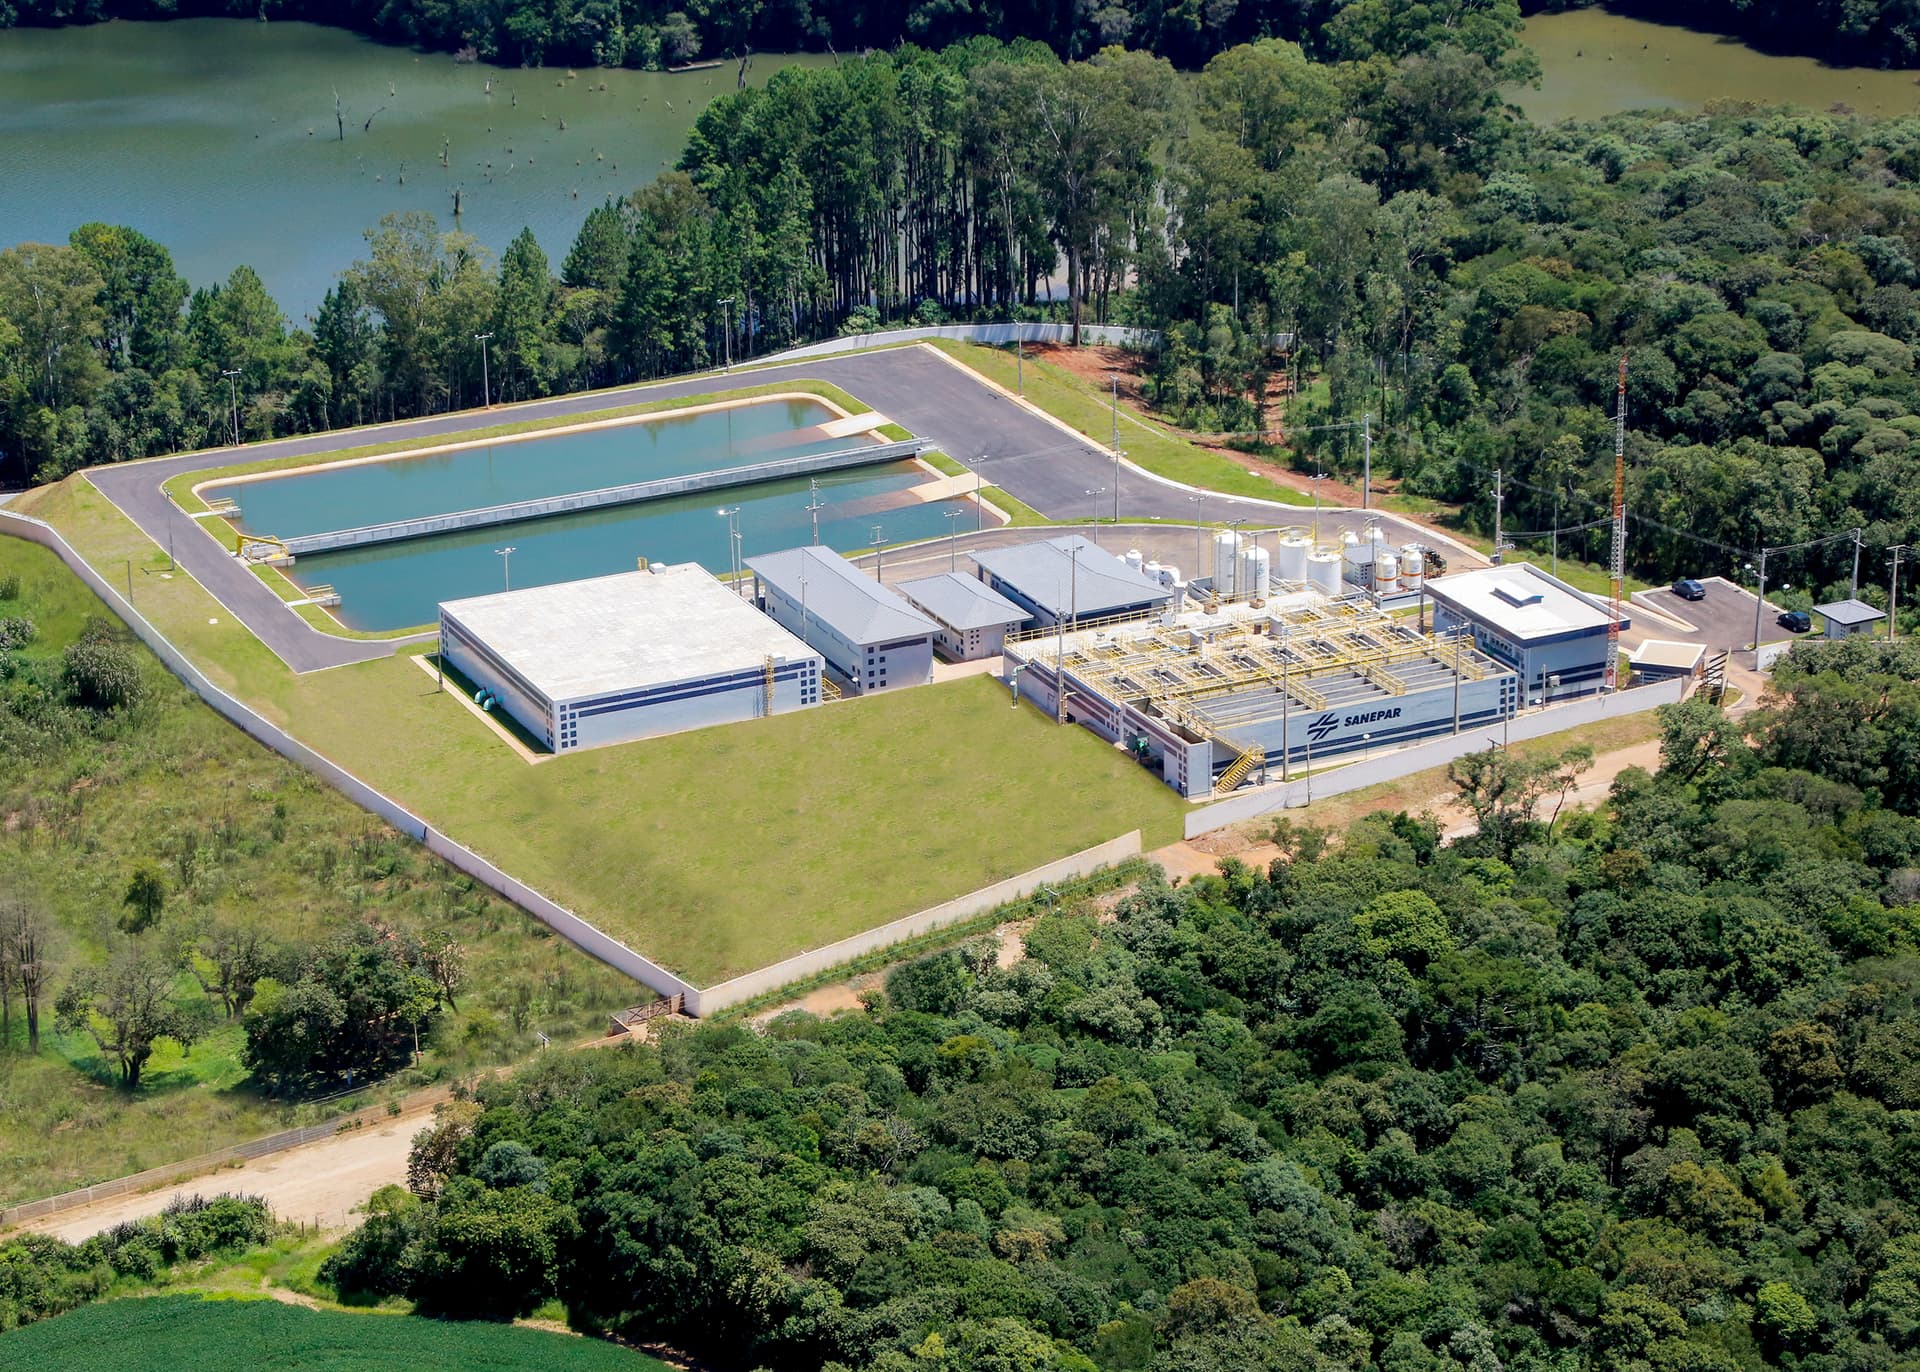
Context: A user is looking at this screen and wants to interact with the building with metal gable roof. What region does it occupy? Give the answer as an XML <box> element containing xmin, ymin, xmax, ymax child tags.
<box><xmin>746</xmin><ymin>546</ymin><xmax>938</xmax><ymax>695</ymax></box>
<box><xmin>969</xmin><ymin>534</ymin><xmax>1175</xmax><ymax>628</ymax></box>
<box><xmin>896</xmin><ymin>572</ymin><xmax>1030</xmax><ymax>661</ymax></box>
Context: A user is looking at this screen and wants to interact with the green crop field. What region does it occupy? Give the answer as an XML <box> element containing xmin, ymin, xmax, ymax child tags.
<box><xmin>0</xmin><ymin>1297</ymin><xmax>665</xmax><ymax>1372</ymax></box>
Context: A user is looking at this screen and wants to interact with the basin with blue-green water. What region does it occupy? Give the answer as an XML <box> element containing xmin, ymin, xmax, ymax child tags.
<box><xmin>218</xmin><ymin>396</ymin><xmax>853</xmax><ymax>540</ymax></box>
<box><xmin>219</xmin><ymin>394</ymin><xmax>974</xmax><ymax>631</ymax></box>
<box><xmin>291</xmin><ymin>461</ymin><xmax>972</xmax><ymax>631</ymax></box>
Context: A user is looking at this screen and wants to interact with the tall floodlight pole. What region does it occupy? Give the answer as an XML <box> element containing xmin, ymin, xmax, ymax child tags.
<box><xmin>946</xmin><ymin>508</ymin><xmax>963</xmax><ymax>571</ymax></box>
<box><xmin>717</xmin><ymin>297</ymin><xmax>734</xmax><ymax>370</ymax></box>
<box><xmin>1891</xmin><ymin>545</ymin><xmax>1909</xmax><ymax>642</ymax></box>
<box><xmin>474</xmin><ymin>332</ymin><xmax>493</xmax><ymax>408</ymax></box>
<box><xmin>494</xmin><ymin>544</ymin><xmax>517</xmax><ymax>592</ymax></box>
<box><xmin>221</xmin><ymin>368</ymin><xmax>242</xmax><ymax>447</ymax></box>
<box><xmin>1606</xmin><ymin>352</ymin><xmax>1629</xmax><ymax>691</ymax></box>
<box><xmin>1492</xmin><ymin>466</ymin><xmax>1505</xmax><ymax>565</ymax></box>
<box><xmin>1056</xmin><ymin>544</ymin><xmax>1081</xmax><ymax>724</ymax></box>
<box><xmin>870</xmin><ymin>524</ymin><xmax>885</xmax><ymax>584</ymax></box>
<box><xmin>806</xmin><ymin>478</ymin><xmax>825</xmax><ymax>546</ymax></box>
<box><xmin>1086</xmin><ymin>488</ymin><xmax>1104</xmax><ymax>530</ymax></box>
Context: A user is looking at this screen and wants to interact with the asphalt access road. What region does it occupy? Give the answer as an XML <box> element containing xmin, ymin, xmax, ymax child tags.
<box><xmin>1634</xmin><ymin>575</ymin><xmax>1807</xmax><ymax>652</ymax></box>
<box><xmin>85</xmin><ymin>346</ymin><xmax>1471</xmax><ymax>673</ymax></box>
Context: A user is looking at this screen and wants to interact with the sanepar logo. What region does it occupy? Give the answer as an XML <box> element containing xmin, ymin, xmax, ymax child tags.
<box><xmin>1307</xmin><ymin>711</ymin><xmax>1340</xmax><ymax>742</ymax></box>
<box><xmin>1307</xmin><ymin>706</ymin><xmax>1402</xmax><ymax>743</ymax></box>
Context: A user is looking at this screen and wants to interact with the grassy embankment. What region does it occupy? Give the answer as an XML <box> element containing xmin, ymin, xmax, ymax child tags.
<box><xmin>929</xmin><ymin>339</ymin><xmax>1315</xmax><ymax>508</ymax></box>
<box><xmin>10</xmin><ymin>478</ymin><xmax>1187</xmax><ymax>988</ymax></box>
<box><xmin>0</xmin><ymin>1294</ymin><xmax>667</xmax><ymax>1372</ymax></box>
<box><xmin>0</xmin><ymin>538</ymin><xmax>633</xmax><ymax>1205</ymax></box>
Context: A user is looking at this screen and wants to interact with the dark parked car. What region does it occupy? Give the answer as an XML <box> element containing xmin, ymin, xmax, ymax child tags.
<box><xmin>1672</xmin><ymin>579</ymin><xmax>1707</xmax><ymax>601</ymax></box>
<box><xmin>1778</xmin><ymin>609</ymin><xmax>1812</xmax><ymax>633</ymax></box>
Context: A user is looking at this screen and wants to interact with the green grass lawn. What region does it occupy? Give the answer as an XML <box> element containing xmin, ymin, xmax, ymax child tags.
<box><xmin>0</xmin><ymin>1296</ymin><xmax>666</xmax><ymax>1372</ymax></box>
<box><xmin>932</xmin><ymin>340</ymin><xmax>1313</xmax><ymax>508</ymax></box>
<box><xmin>8</xmin><ymin>488</ymin><xmax>1184</xmax><ymax>987</ymax></box>
<box><xmin>0</xmin><ymin>538</ymin><xmax>634</xmax><ymax>1204</ymax></box>
<box><xmin>284</xmin><ymin>663</ymin><xmax>1188</xmax><ymax>985</ymax></box>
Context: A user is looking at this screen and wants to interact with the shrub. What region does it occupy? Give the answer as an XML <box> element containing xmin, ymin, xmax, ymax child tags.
<box><xmin>0</xmin><ymin>615</ymin><xmax>33</xmax><ymax>651</ymax></box>
<box><xmin>0</xmin><ymin>573</ymin><xmax>21</xmax><ymax>600</ymax></box>
<box><xmin>61</xmin><ymin>638</ymin><xmax>143</xmax><ymax>711</ymax></box>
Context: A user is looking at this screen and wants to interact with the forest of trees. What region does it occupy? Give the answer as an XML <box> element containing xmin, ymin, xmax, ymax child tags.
<box><xmin>308</xmin><ymin>639</ymin><xmax>1920</xmax><ymax>1370</ymax></box>
<box><xmin>1528</xmin><ymin>1</ymin><xmax>1920</xmax><ymax>68</ymax></box>
<box><xmin>7</xmin><ymin>10</ymin><xmax>1920</xmax><ymax>595</ymax></box>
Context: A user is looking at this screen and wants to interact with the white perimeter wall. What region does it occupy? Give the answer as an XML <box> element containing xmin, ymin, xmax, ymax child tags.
<box><xmin>1183</xmin><ymin>677</ymin><xmax>1685</xmax><ymax>838</ymax></box>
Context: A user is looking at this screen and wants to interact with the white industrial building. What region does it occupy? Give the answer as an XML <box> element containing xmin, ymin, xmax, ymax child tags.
<box><xmin>1424</xmin><ymin>562</ymin><xmax>1626</xmax><ymax>703</ymax></box>
<box><xmin>746</xmin><ymin>546</ymin><xmax>937</xmax><ymax>695</ymax></box>
<box><xmin>971</xmin><ymin>535</ymin><xmax>1176</xmax><ymax>628</ymax></box>
<box><xmin>897</xmin><ymin>573</ymin><xmax>1029</xmax><ymax>661</ymax></box>
<box><xmin>438</xmin><ymin>564</ymin><xmax>823</xmax><ymax>753</ymax></box>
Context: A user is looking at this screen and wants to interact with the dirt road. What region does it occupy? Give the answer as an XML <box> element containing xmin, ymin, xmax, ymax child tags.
<box><xmin>20</xmin><ymin>1104</ymin><xmax>439</xmax><ymax>1243</ymax></box>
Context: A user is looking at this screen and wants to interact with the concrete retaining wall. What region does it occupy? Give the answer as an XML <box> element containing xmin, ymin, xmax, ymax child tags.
<box><xmin>281</xmin><ymin>439</ymin><xmax>921</xmax><ymax>555</ymax></box>
<box><xmin>0</xmin><ymin>510</ymin><xmax>703</xmax><ymax>1010</ymax></box>
<box><xmin>696</xmin><ymin>831</ymin><xmax>1143</xmax><ymax>1014</ymax></box>
<box><xmin>1183</xmin><ymin>679</ymin><xmax>1684</xmax><ymax>838</ymax></box>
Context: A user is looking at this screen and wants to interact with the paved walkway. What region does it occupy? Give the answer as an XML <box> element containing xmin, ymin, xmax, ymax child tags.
<box><xmin>83</xmin><ymin>346</ymin><xmax>1474</xmax><ymax>673</ymax></box>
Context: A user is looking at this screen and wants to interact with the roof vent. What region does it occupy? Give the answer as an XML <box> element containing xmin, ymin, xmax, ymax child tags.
<box><xmin>1492</xmin><ymin>581</ymin><xmax>1544</xmax><ymax>608</ymax></box>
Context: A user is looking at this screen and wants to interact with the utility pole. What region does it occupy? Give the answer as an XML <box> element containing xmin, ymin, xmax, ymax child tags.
<box><xmin>1491</xmin><ymin>467</ymin><xmax>1504</xmax><ymax>565</ymax></box>
<box><xmin>716</xmin><ymin>297</ymin><xmax>733</xmax><ymax>370</ymax></box>
<box><xmin>1086</xmin><ymin>487</ymin><xmax>1104</xmax><ymax>529</ymax></box>
<box><xmin>474</xmin><ymin>332</ymin><xmax>493</xmax><ymax>408</ymax></box>
<box><xmin>1891</xmin><ymin>545</ymin><xmax>1909</xmax><ymax>641</ymax></box>
<box><xmin>1606</xmin><ymin>352</ymin><xmax>1629</xmax><ymax>691</ymax></box>
<box><xmin>1851</xmin><ymin>527</ymin><xmax>1864</xmax><ymax>599</ymax></box>
<box><xmin>1551</xmin><ymin>494</ymin><xmax>1560</xmax><ymax>577</ymax></box>
<box><xmin>1189</xmin><ymin>494</ymin><xmax>1207</xmax><ymax>584</ymax></box>
<box><xmin>870</xmin><ymin>524</ymin><xmax>885</xmax><ymax>584</ymax></box>
<box><xmin>221</xmin><ymin>368</ymin><xmax>242</xmax><ymax>447</ymax></box>
<box><xmin>1109</xmin><ymin>371</ymin><xmax>1120</xmax><ymax>456</ymax></box>
<box><xmin>1056</xmin><ymin>545</ymin><xmax>1081</xmax><ymax>724</ymax></box>
<box><xmin>1016</xmin><ymin>337</ymin><xmax>1023</xmax><ymax>395</ymax></box>
<box><xmin>806</xmin><ymin>477</ymin><xmax>825</xmax><ymax>546</ymax></box>
<box><xmin>1361</xmin><ymin>411</ymin><xmax>1372</xmax><ymax>511</ymax></box>
<box><xmin>1750</xmin><ymin>548</ymin><xmax>1770</xmax><ymax>671</ymax></box>
<box><xmin>946</xmin><ymin>508</ymin><xmax>962</xmax><ymax>571</ymax></box>
<box><xmin>718</xmin><ymin>506</ymin><xmax>742</xmax><ymax>595</ymax></box>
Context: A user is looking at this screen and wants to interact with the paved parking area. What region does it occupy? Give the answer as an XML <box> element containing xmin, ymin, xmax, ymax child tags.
<box><xmin>1632</xmin><ymin>576</ymin><xmax>1809</xmax><ymax>652</ymax></box>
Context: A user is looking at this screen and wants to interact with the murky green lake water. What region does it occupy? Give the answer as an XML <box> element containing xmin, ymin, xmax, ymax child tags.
<box><xmin>1517</xmin><ymin>11</ymin><xmax>1920</xmax><ymax>122</ymax></box>
<box><xmin>0</xmin><ymin>19</ymin><xmax>826</xmax><ymax>314</ymax></box>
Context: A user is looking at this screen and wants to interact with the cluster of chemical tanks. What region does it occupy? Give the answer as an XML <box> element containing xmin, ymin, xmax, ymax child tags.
<box><xmin>1115</xmin><ymin>527</ymin><xmax>1427</xmax><ymax>604</ymax></box>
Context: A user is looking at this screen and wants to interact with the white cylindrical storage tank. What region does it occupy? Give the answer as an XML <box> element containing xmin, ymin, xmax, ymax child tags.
<box><xmin>1160</xmin><ymin>563</ymin><xmax>1181</xmax><ymax>588</ymax></box>
<box><xmin>1125</xmin><ymin>548</ymin><xmax>1145</xmax><ymax>573</ymax></box>
<box><xmin>1277</xmin><ymin>530</ymin><xmax>1311</xmax><ymax>583</ymax></box>
<box><xmin>1375</xmin><ymin>552</ymin><xmax>1400</xmax><ymax>594</ymax></box>
<box><xmin>1212</xmin><ymin>531</ymin><xmax>1242</xmax><ymax>593</ymax></box>
<box><xmin>1143</xmin><ymin>559</ymin><xmax>1163</xmax><ymax>586</ymax></box>
<box><xmin>1400</xmin><ymin>544</ymin><xmax>1425</xmax><ymax>590</ymax></box>
<box><xmin>1239</xmin><ymin>546</ymin><xmax>1271</xmax><ymax>603</ymax></box>
<box><xmin>1370</xmin><ymin>525</ymin><xmax>1392</xmax><ymax>561</ymax></box>
<box><xmin>1307</xmin><ymin>547</ymin><xmax>1343</xmax><ymax>598</ymax></box>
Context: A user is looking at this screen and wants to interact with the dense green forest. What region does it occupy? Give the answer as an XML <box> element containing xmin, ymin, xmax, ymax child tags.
<box><xmin>7</xmin><ymin>9</ymin><xmax>1920</xmax><ymax>599</ymax></box>
<box><xmin>306</xmin><ymin>640</ymin><xmax>1920</xmax><ymax>1370</ymax></box>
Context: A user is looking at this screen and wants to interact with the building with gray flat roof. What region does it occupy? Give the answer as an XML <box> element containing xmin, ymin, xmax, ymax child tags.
<box><xmin>970</xmin><ymin>534</ymin><xmax>1174</xmax><ymax>628</ymax></box>
<box><xmin>746</xmin><ymin>546</ymin><xmax>937</xmax><ymax>695</ymax></box>
<box><xmin>438</xmin><ymin>564</ymin><xmax>822</xmax><ymax>753</ymax></box>
<box><xmin>897</xmin><ymin>572</ymin><xmax>1029</xmax><ymax>661</ymax></box>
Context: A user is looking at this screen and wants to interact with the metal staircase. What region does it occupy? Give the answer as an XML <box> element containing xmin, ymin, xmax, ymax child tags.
<box><xmin>1214</xmin><ymin>743</ymin><xmax>1263</xmax><ymax>794</ymax></box>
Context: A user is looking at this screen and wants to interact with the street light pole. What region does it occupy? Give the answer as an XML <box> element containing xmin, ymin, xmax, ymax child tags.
<box><xmin>806</xmin><ymin>478</ymin><xmax>825</xmax><ymax>546</ymax></box>
<box><xmin>220</xmin><ymin>367</ymin><xmax>242</xmax><ymax>447</ymax></box>
<box><xmin>717</xmin><ymin>297</ymin><xmax>734</xmax><ymax>370</ymax></box>
<box><xmin>494</xmin><ymin>544</ymin><xmax>517</xmax><ymax>592</ymax></box>
<box><xmin>717</xmin><ymin>505</ymin><xmax>742</xmax><ymax>595</ymax></box>
<box><xmin>474</xmin><ymin>332</ymin><xmax>493</xmax><ymax>408</ymax></box>
<box><xmin>1852</xmin><ymin>527</ymin><xmax>1864</xmax><ymax>599</ymax></box>
<box><xmin>1361</xmin><ymin>411</ymin><xmax>1372</xmax><ymax>511</ymax></box>
<box><xmin>946</xmin><ymin>508</ymin><xmax>962</xmax><ymax>571</ymax></box>
<box><xmin>870</xmin><ymin>524</ymin><xmax>885</xmax><ymax>584</ymax></box>
<box><xmin>1086</xmin><ymin>487</ymin><xmax>1104</xmax><ymax>529</ymax></box>
<box><xmin>1749</xmin><ymin>548</ymin><xmax>1769</xmax><ymax>670</ymax></box>
<box><xmin>1189</xmin><ymin>493</ymin><xmax>1207</xmax><ymax>584</ymax></box>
